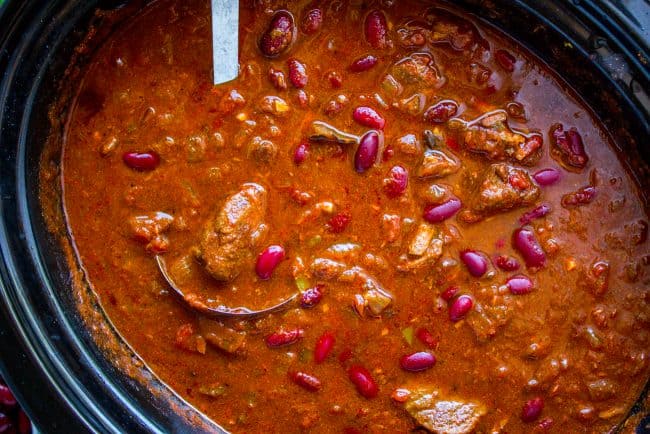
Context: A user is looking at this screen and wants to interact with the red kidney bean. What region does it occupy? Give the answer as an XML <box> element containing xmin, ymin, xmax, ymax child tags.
<box><xmin>533</xmin><ymin>168</ymin><xmax>561</xmax><ymax>186</ymax></box>
<box><xmin>314</xmin><ymin>331</ymin><xmax>335</xmax><ymax>363</ymax></box>
<box><xmin>364</xmin><ymin>10</ymin><xmax>389</xmax><ymax>49</ymax></box>
<box><xmin>349</xmin><ymin>54</ymin><xmax>378</xmax><ymax>72</ymax></box>
<box><xmin>300</xmin><ymin>284</ymin><xmax>323</xmax><ymax>308</ymax></box>
<box><xmin>495</xmin><ymin>255</ymin><xmax>520</xmax><ymax>272</ymax></box>
<box><xmin>255</xmin><ymin>245</ymin><xmax>286</xmax><ymax>280</ymax></box>
<box><xmin>122</xmin><ymin>151</ymin><xmax>160</xmax><ymax>171</ymax></box>
<box><xmin>415</xmin><ymin>327</ymin><xmax>439</xmax><ymax>349</ymax></box>
<box><xmin>506</xmin><ymin>274</ymin><xmax>534</xmax><ymax>295</ymax></box>
<box><xmin>440</xmin><ymin>286</ymin><xmax>459</xmax><ymax>302</ymax></box>
<box><xmin>294</xmin><ymin>141</ymin><xmax>309</xmax><ymax>165</ymax></box>
<box><xmin>512</xmin><ymin>227</ymin><xmax>546</xmax><ymax>268</ymax></box>
<box><xmin>383</xmin><ymin>165</ymin><xmax>408</xmax><ymax>197</ymax></box>
<box><xmin>460</xmin><ymin>250</ymin><xmax>489</xmax><ymax>277</ymax></box>
<box><xmin>449</xmin><ymin>295</ymin><xmax>473</xmax><ymax>322</ymax></box>
<box><xmin>327</xmin><ymin>212</ymin><xmax>351</xmax><ymax>233</ymax></box>
<box><xmin>423</xmin><ymin>198</ymin><xmax>462</xmax><ymax>223</ymax></box>
<box><xmin>288</xmin><ymin>58</ymin><xmax>308</xmax><ymax>88</ymax></box>
<box><xmin>353</xmin><ymin>106</ymin><xmax>385</xmax><ymax>130</ymax></box>
<box><xmin>400</xmin><ymin>351</ymin><xmax>437</xmax><ymax>372</ymax></box>
<box><xmin>348</xmin><ymin>365</ymin><xmax>379</xmax><ymax>398</ymax></box>
<box><xmin>423</xmin><ymin>100</ymin><xmax>458</xmax><ymax>124</ymax></box>
<box><xmin>268</xmin><ymin>67</ymin><xmax>287</xmax><ymax>90</ymax></box>
<box><xmin>561</xmin><ymin>186</ymin><xmax>596</xmax><ymax>208</ymax></box>
<box><xmin>551</xmin><ymin>124</ymin><xmax>589</xmax><ymax>169</ymax></box>
<box><xmin>260</xmin><ymin>10</ymin><xmax>295</xmax><ymax>57</ymax></box>
<box><xmin>521</xmin><ymin>397</ymin><xmax>544</xmax><ymax>422</ymax></box>
<box><xmin>289</xmin><ymin>371</ymin><xmax>322</xmax><ymax>391</ymax></box>
<box><xmin>354</xmin><ymin>131</ymin><xmax>380</xmax><ymax>173</ymax></box>
<box><xmin>301</xmin><ymin>8</ymin><xmax>323</xmax><ymax>35</ymax></box>
<box><xmin>495</xmin><ymin>49</ymin><xmax>516</xmax><ymax>72</ymax></box>
<box><xmin>266</xmin><ymin>328</ymin><xmax>304</xmax><ymax>347</ymax></box>
<box><xmin>0</xmin><ymin>384</ymin><xmax>16</xmax><ymax>407</ymax></box>
<box><xmin>519</xmin><ymin>203</ymin><xmax>551</xmax><ymax>225</ymax></box>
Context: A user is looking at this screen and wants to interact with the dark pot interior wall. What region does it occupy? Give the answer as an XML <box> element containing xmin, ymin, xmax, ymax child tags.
<box><xmin>0</xmin><ymin>1</ymin><xmax>647</xmax><ymax>433</ymax></box>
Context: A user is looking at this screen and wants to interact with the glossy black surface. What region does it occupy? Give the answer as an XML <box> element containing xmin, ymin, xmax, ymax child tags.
<box><xmin>0</xmin><ymin>1</ymin><xmax>647</xmax><ymax>432</ymax></box>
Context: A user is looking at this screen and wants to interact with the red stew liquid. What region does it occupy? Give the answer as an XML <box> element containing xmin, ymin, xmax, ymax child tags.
<box><xmin>53</xmin><ymin>0</ymin><xmax>649</xmax><ymax>432</ymax></box>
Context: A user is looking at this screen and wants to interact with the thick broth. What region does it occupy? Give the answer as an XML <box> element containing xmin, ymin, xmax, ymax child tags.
<box><xmin>57</xmin><ymin>0</ymin><xmax>649</xmax><ymax>432</ymax></box>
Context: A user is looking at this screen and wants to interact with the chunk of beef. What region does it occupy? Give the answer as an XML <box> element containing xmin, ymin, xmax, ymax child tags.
<box><xmin>309</xmin><ymin>257</ymin><xmax>393</xmax><ymax>316</ymax></box>
<box><xmin>198</xmin><ymin>317</ymin><xmax>246</xmax><ymax>354</ymax></box>
<box><xmin>417</xmin><ymin>149</ymin><xmax>460</xmax><ymax>179</ymax></box>
<box><xmin>129</xmin><ymin>211</ymin><xmax>174</xmax><ymax>253</ymax></box>
<box><xmin>452</xmin><ymin>110</ymin><xmax>542</xmax><ymax>165</ymax></box>
<box><xmin>398</xmin><ymin>222</ymin><xmax>444</xmax><ymax>271</ymax></box>
<box><xmin>195</xmin><ymin>183</ymin><xmax>268</xmax><ymax>281</ymax></box>
<box><xmin>424</xmin><ymin>8</ymin><xmax>489</xmax><ymax>52</ymax></box>
<box><xmin>391</xmin><ymin>53</ymin><xmax>446</xmax><ymax>89</ymax></box>
<box><xmin>459</xmin><ymin>163</ymin><xmax>540</xmax><ymax>223</ymax></box>
<box><xmin>247</xmin><ymin>136</ymin><xmax>278</xmax><ymax>164</ymax></box>
<box><xmin>404</xmin><ymin>388</ymin><xmax>486</xmax><ymax>434</ymax></box>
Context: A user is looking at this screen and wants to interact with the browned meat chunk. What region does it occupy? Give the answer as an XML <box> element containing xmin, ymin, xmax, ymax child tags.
<box><xmin>459</xmin><ymin>163</ymin><xmax>540</xmax><ymax>222</ymax></box>
<box><xmin>425</xmin><ymin>8</ymin><xmax>489</xmax><ymax>52</ymax></box>
<box><xmin>195</xmin><ymin>183</ymin><xmax>268</xmax><ymax>281</ymax></box>
<box><xmin>198</xmin><ymin>317</ymin><xmax>246</xmax><ymax>354</ymax></box>
<box><xmin>392</xmin><ymin>53</ymin><xmax>446</xmax><ymax>89</ymax></box>
<box><xmin>417</xmin><ymin>149</ymin><xmax>460</xmax><ymax>179</ymax></box>
<box><xmin>452</xmin><ymin>110</ymin><xmax>542</xmax><ymax>165</ymax></box>
<box><xmin>404</xmin><ymin>388</ymin><xmax>487</xmax><ymax>434</ymax></box>
<box><xmin>398</xmin><ymin>222</ymin><xmax>444</xmax><ymax>271</ymax></box>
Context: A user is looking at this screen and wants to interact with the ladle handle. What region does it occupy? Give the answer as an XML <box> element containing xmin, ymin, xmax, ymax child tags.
<box><xmin>211</xmin><ymin>0</ymin><xmax>239</xmax><ymax>84</ymax></box>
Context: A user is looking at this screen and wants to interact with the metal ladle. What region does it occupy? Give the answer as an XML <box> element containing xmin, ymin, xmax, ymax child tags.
<box><xmin>156</xmin><ymin>256</ymin><xmax>298</xmax><ymax>319</ymax></box>
<box><xmin>211</xmin><ymin>0</ymin><xmax>239</xmax><ymax>85</ymax></box>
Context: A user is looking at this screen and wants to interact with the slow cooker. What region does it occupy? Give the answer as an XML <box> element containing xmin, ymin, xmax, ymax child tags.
<box><xmin>0</xmin><ymin>0</ymin><xmax>647</xmax><ymax>432</ymax></box>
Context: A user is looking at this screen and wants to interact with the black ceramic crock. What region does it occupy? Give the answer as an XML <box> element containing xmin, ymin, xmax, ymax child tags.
<box><xmin>0</xmin><ymin>0</ymin><xmax>648</xmax><ymax>433</ymax></box>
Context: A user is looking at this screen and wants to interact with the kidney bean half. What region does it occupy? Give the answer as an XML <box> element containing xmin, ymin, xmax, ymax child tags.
<box><xmin>289</xmin><ymin>371</ymin><xmax>321</xmax><ymax>391</ymax></box>
<box><xmin>506</xmin><ymin>274</ymin><xmax>534</xmax><ymax>295</ymax></box>
<box><xmin>288</xmin><ymin>58</ymin><xmax>308</xmax><ymax>88</ymax></box>
<box><xmin>260</xmin><ymin>11</ymin><xmax>295</xmax><ymax>57</ymax></box>
<box><xmin>423</xmin><ymin>100</ymin><xmax>458</xmax><ymax>124</ymax></box>
<box><xmin>495</xmin><ymin>255</ymin><xmax>520</xmax><ymax>272</ymax></box>
<box><xmin>423</xmin><ymin>198</ymin><xmax>462</xmax><ymax>223</ymax></box>
<box><xmin>353</xmin><ymin>106</ymin><xmax>385</xmax><ymax>129</ymax></box>
<box><xmin>512</xmin><ymin>227</ymin><xmax>546</xmax><ymax>268</ymax></box>
<box><xmin>300</xmin><ymin>284</ymin><xmax>323</xmax><ymax>308</ymax></box>
<box><xmin>400</xmin><ymin>351</ymin><xmax>436</xmax><ymax>372</ymax></box>
<box><xmin>383</xmin><ymin>165</ymin><xmax>408</xmax><ymax>197</ymax></box>
<box><xmin>314</xmin><ymin>331</ymin><xmax>335</xmax><ymax>363</ymax></box>
<box><xmin>533</xmin><ymin>168</ymin><xmax>561</xmax><ymax>186</ymax></box>
<box><xmin>301</xmin><ymin>8</ymin><xmax>323</xmax><ymax>35</ymax></box>
<box><xmin>364</xmin><ymin>10</ymin><xmax>389</xmax><ymax>49</ymax></box>
<box><xmin>354</xmin><ymin>131</ymin><xmax>381</xmax><ymax>173</ymax></box>
<box><xmin>348</xmin><ymin>365</ymin><xmax>379</xmax><ymax>398</ymax></box>
<box><xmin>349</xmin><ymin>54</ymin><xmax>378</xmax><ymax>72</ymax></box>
<box><xmin>294</xmin><ymin>141</ymin><xmax>309</xmax><ymax>165</ymax></box>
<box><xmin>266</xmin><ymin>328</ymin><xmax>304</xmax><ymax>347</ymax></box>
<box><xmin>521</xmin><ymin>397</ymin><xmax>544</xmax><ymax>422</ymax></box>
<box><xmin>519</xmin><ymin>204</ymin><xmax>551</xmax><ymax>225</ymax></box>
<box><xmin>449</xmin><ymin>295</ymin><xmax>473</xmax><ymax>322</ymax></box>
<box><xmin>416</xmin><ymin>327</ymin><xmax>439</xmax><ymax>349</ymax></box>
<box><xmin>460</xmin><ymin>250</ymin><xmax>489</xmax><ymax>277</ymax></box>
<box><xmin>123</xmin><ymin>151</ymin><xmax>160</xmax><ymax>171</ymax></box>
<box><xmin>440</xmin><ymin>286</ymin><xmax>459</xmax><ymax>302</ymax></box>
<box><xmin>256</xmin><ymin>245</ymin><xmax>286</xmax><ymax>280</ymax></box>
